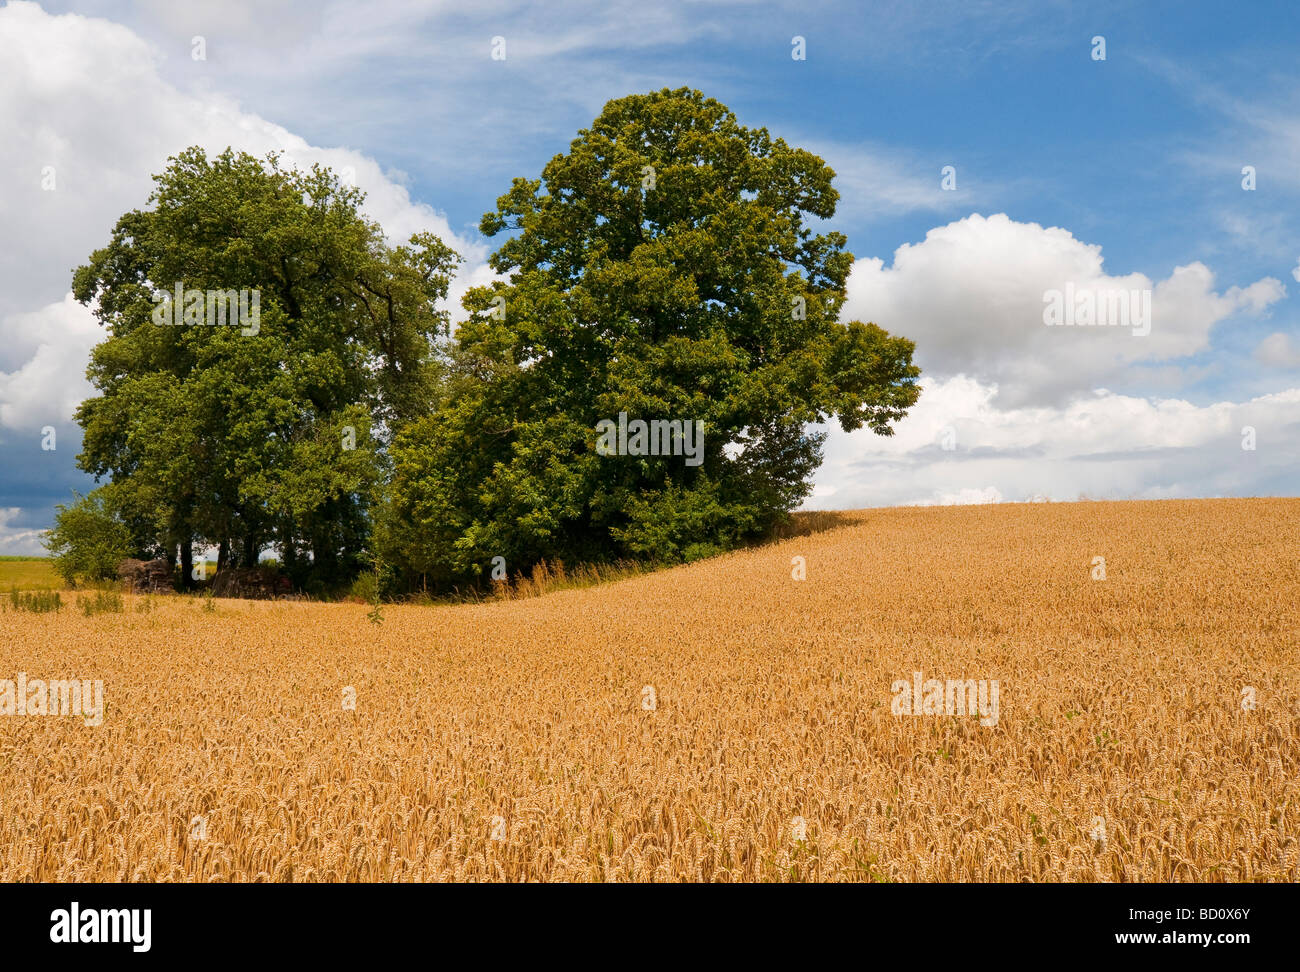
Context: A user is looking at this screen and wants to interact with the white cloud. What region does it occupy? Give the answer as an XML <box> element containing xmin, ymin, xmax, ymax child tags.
<box><xmin>1</xmin><ymin>1</ymin><xmax>1296</xmax><ymax>552</ymax></box>
<box><xmin>808</xmin><ymin>375</ymin><xmax>1300</xmax><ymax>509</ymax></box>
<box><xmin>1255</xmin><ymin>332</ymin><xmax>1300</xmax><ymax>370</ymax></box>
<box><xmin>844</xmin><ymin>213</ymin><xmax>1285</xmax><ymax>408</ymax></box>
<box><xmin>0</xmin><ymin>0</ymin><xmax>490</xmax><ymax>441</ymax></box>
<box><xmin>801</xmin><ymin>140</ymin><xmax>979</xmax><ymax>221</ymax></box>
<box><xmin>923</xmin><ymin>486</ymin><xmax>1004</xmax><ymax>506</ymax></box>
<box><xmin>0</xmin><ymin>507</ymin><xmax>49</xmax><ymax>557</ymax></box>
<box><xmin>0</xmin><ymin>294</ymin><xmax>101</xmax><ymax>432</ymax></box>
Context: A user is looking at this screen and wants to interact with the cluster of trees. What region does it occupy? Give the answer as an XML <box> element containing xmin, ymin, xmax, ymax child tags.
<box><xmin>47</xmin><ymin>88</ymin><xmax>920</xmax><ymax>595</ymax></box>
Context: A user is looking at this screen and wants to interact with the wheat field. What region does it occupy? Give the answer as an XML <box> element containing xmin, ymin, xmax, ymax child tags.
<box><xmin>1</xmin><ymin>498</ymin><xmax>1297</xmax><ymax>882</ymax></box>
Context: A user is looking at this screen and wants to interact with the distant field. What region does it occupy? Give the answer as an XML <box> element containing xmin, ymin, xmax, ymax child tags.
<box><xmin>0</xmin><ymin>556</ymin><xmax>60</xmax><ymax>590</ymax></box>
<box><xmin>0</xmin><ymin>558</ymin><xmax>225</xmax><ymax>592</ymax></box>
<box><xmin>0</xmin><ymin>498</ymin><xmax>1296</xmax><ymax>881</ymax></box>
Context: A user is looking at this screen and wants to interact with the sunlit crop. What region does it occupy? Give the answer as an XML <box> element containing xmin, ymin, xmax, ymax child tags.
<box><xmin>1</xmin><ymin>498</ymin><xmax>1296</xmax><ymax>881</ymax></box>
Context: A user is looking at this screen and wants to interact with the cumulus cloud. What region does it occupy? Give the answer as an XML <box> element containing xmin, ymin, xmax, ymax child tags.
<box><xmin>0</xmin><ymin>507</ymin><xmax>50</xmax><ymax>557</ymax></box>
<box><xmin>1</xmin><ymin>2</ymin><xmax>1296</xmax><ymax>552</ymax></box>
<box><xmin>843</xmin><ymin>213</ymin><xmax>1285</xmax><ymax>408</ymax></box>
<box><xmin>1255</xmin><ymin>332</ymin><xmax>1300</xmax><ymax>370</ymax></box>
<box><xmin>808</xmin><ymin>376</ymin><xmax>1300</xmax><ymax>508</ymax></box>
<box><xmin>0</xmin><ymin>2</ymin><xmax>499</xmax><ymax>547</ymax></box>
<box><xmin>0</xmin><ymin>1</ymin><xmax>486</xmax><ymax>313</ymax></box>
<box><xmin>0</xmin><ymin>294</ymin><xmax>101</xmax><ymax>432</ymax></box>
<box><xmin>0</xmin><ymin>0</ymin><xmax>489</xmax><ymax>440</ymax></box>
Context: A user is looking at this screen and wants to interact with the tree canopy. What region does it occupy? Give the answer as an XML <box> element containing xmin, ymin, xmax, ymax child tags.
<box><xmin>70</xmin><ymin>147</ymin><xmax>459</xmax><ymax>590</ymax></box>
<box><xmin>60</xmin><ymin>90</ymin><xmax>919</xmax><ymax>595</ymax></box>
<box><xmin>379</xmin><ymin>87</ymin><xmax>920</xmax><ymax>587</ymax></box>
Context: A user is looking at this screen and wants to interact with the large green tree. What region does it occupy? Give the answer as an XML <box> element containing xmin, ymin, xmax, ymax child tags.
<box><xmin>71</xmin><ymin>147</ymin><xmax>458</xmax><ymax>587</ymax></box>
<box><xmin>382</xmin><ymin>88</ymin><xmax>920</xmax><ymax>588</ymax></box>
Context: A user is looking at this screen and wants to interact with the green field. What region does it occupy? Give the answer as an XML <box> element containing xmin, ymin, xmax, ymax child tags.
<box><xmin>0</xmin><ymin>556</ymin><xmax>62</xmax><ymax>590</ymax></box>
<box><xmin>0</xmin><ymin>557</ymin><xmax>226</xmax><ymax>591</ymax></box>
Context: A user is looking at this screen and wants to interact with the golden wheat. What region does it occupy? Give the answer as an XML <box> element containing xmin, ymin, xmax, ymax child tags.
<box><xmin>1</xmin><ymin>497</ymin><xmax>1296</xmax><ymax>881</ymax></box>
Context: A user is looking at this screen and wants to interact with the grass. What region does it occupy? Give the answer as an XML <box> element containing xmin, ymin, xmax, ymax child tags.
<box><xmin>0</xmin><ymin>558</ymin><xmax>224</xmax><ymax>595</ymax></box>
<box><xmin>0</xmin><ymin>557</ymin><xmax>61</xmax><ymax>590</ymax></box>
<box><xmin>420</xmin><ymin>557</ymin><xmax>650</xmax><ymax>605</ymax></box>
<box><xmin>7</xmin><ymin>588</ymin><xmax>62</xmax><ymax>613</ymax></box>
<box><xmin>77</xmin><ymin>590</ymin><xmax>124</xmax><ymax>616</ymax></box>
<box><xmin>406</xmin><ymin>510</ymin><xmax>843</xmax><ymax>605</ymax></box>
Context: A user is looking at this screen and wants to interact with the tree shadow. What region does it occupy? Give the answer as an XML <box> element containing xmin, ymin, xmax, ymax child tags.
<box><xmin>767</xmin><ymin>509</ymin><xmax>862</xmax><ymax>541</ymax></box>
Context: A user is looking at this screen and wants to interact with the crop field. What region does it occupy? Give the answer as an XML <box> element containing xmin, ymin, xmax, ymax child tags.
<box><xmin>0</xmin><ymin>557</ymin><xmax>61</xmax><ymax>591</ymax></box>
<box><xmin>0</xmin><ymin>497</ymin><xmax>1296</xmax><ymax>882</ymax></box>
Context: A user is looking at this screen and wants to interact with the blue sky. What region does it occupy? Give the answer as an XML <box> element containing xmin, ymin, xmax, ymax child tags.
<box><xmin>1</xmin><ymin>0</ymin><xmax>1298</xmax><ymax>552</ymax></box>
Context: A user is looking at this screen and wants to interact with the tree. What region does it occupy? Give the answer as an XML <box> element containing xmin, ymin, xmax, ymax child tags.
<box><xmin>43</xmin><ymin>490</ymin><xmax>133</xmax><ymax>586</ymax></box>
<box><xmin>71</xmin><ymin>148</ymin><xmax>459</xmax><ymax>589</ymax></box>
<box><xmin>382</xmin><ymin>88</ymin><xmax>920</xmax><ymax>587</ymax></box>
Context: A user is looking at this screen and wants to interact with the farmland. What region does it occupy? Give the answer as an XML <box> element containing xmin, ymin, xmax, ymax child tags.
<box><xmin>0</xmin><ymin>497</ymin><xmax>1296</xmax><ymax>881</ymax></box>
<box><xmin>0</xmin><ymin>557</ymin><xmax>61</xmax><ymax>591</ymax></box>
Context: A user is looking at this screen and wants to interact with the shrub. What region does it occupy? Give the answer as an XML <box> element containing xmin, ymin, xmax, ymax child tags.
<box><xmin>349</xmin><ymin>570</ymin><xmax>382</xmax><ymax>604</ymax></box>
<box><xmin>77</xmin><ymin>590</ymin><xmax>124</xmax><ymax>616</ymax></box>
<box><xmin>10</xmin><ymin>588</ymin><xmax>63</xmax><ymax>613</ymax></box>
<box><xmin>43</xmin><ymin>491</ymin><xmax>131</xmax><ymax>587</ymax></box>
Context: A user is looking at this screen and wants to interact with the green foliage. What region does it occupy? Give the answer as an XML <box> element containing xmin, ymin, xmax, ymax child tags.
<box><xmin>43</xmin><ymin>490</ymin><xmax>132</xmax><ymax>587</ymax></box>
<box><xmin>77</xmin><ymin>590</ymin><xmax>124</xmax><ymax>616</ymax></box>
<box><xmin>62</xmin><ymin>92</ymin><xmax>920</xmax><ymax>600</ymax></box>
<box><xmin>70</xmin><ymin>147</ymin><xmax>459</xmax><ymax>590</ymax></box>
<box><xmin>350</xmin><ymin>569</ymin><xmax>382</xmax><ymax>603</ymax></box>
<box><xmin>381</xmin><ymin>88</ymin><xmax>919</xmax><ymax>588</ymax></box>
<box><xmin>9</xmin><ymin>589</ymin><xmax>63</xmax><ymax>613</ymax></box>
<box><xmin>361</xmin><ymin>552</ymin><xmax>389</xmax><ymax>623</ymax></box>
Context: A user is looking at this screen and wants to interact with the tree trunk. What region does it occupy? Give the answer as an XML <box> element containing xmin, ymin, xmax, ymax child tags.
<box><xmin>180</xmin><ymin>540</ymin><xmax>193</xmax><ymax>590</ymax></box>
